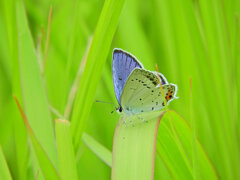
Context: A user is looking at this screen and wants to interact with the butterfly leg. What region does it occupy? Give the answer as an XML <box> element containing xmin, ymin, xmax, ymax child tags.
<box><xmin>122</xmin><ymin>119</ymin><xmax>134</xmax><ymax>127</ymax></box>
<box><xmin>123</xmin><ymin>116</ymin><xmax>128</xmax><ymax>127</ymax></box>
<box><xmin>137</xmin><ymin>115</ymin><xmax>148</xmax><ymax>123</ymax></box>
<box><xmin>126</xmin><ymin>112</ymin><xmax>135</xmax><ymax>127</ymax></box>
<box><xmin>120</xmin><ymin>114</ymin><xmax>127</xmax><ymax>127</ymax></box>
<box><xmin>129</xmin><ymin>119</ymin><xmax>135</xmax><ymax>127</ymax></box>
<box><xmin>121</xmin><ymin>114</ymin><xmax>135</xmax><ymax>127</ymax></box>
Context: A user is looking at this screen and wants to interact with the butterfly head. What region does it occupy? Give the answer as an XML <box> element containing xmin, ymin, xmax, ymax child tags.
<box><xmin>116</xmin><ymin>106</ymin><xmax>123</xmax><ymax>114</ymax></box>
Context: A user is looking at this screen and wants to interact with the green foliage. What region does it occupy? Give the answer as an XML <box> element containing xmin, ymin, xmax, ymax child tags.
<box><xmin>0</xmin><ymin>146</ymin><xmax>12</xmax><ymax>180</ymax></box>
<box><xmin>111</xmin><ymin>112</ymin><xmax>163</xmax><ymax>180</ymax></box>
<box><xmin>156</xmin><ymin>110</ymin><xmax>218</xmax><ymax>179</ymax></box>
<box><xmin>14</xmin><ymin>97</ymin><xmax>60</xmax><ymax>180</ymax></box>
<box><xmin>70</xmin><ymin>0</ymin><xmax>125</xmax><ymax>151</ymax></box>
<box><xmin>16</xmin><ymin>1</ymin><xmax>57</xmax><ymax>175</ymax></box>
<box><xmin>56</xmin><ymin>120</ymin><xmax>78</xmax><ymax>180</ymax></box>
<box><xmin>0</xmin><ymin>0</ymin><xmax>239</xmax><ymax>179</ymax></box>
<box><xmin>82</xmin><ymin>132</ymin><xmax>112</xmax><ymax>167</ymax></box>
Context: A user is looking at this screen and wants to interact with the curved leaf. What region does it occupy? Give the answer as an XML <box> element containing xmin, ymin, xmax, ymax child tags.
<box><xmin>111</xmin><ymin>111</ymin><xmax>164</xmax><ymax>180</ymax></box>
<box><xmin>156</xmin><ymin>110</ymin><xmax>218</xmax><ymax>179</ymax></box>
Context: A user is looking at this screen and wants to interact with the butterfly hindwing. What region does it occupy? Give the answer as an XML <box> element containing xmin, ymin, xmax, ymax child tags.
<box><xmin>112</xmin><ymin>48</ymin><xmax>143</xmax><ymax>105</ymax></box>
<box><xmin>120</xmin><ymin>68</ymin><xmax>177</xmax><ymax>114</ymax></box>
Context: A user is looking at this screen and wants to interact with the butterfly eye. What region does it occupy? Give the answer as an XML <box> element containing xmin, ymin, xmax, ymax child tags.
<box><xmin>119</xmin><ymin>107</ymin><xmax>123</xmax><ymax>112</ymax></box>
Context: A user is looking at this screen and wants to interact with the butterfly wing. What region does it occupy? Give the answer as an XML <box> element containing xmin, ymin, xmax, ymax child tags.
<box><xmin>153</xmin><ymin>71</ymin><xmax>168</xmax><ymax>85</ymax></box>
<box><xmin>120</xmin><ymin>68</ymin><xmax>177</xmax><ymax>114</ymax></box>
<box><xmin>112</xmin><ymin>48</ymin><xmax>143</xmax><ymax>105</ymax></box>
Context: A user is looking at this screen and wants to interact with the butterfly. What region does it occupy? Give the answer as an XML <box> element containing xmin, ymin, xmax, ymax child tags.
<box><xmin>112</xmin><ymin>48</ymin><xmax>178</xmax><ymax>115</ymax></box>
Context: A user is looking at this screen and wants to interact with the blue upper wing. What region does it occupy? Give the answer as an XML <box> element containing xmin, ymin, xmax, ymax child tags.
<box><xmin>112</xmin><ymin>49</ymin><xmax>143</xmax><ymax>106</ymax></box>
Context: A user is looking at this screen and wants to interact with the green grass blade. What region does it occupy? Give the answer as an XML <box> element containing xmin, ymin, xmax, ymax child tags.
<box><xmin>71</xmin><ymin>0</ymin><xmax>125</xmax><ymax>151</ymax></box>
<box><xmin>111</xmin><ymin>111</ymin><xmax>164</xmax><ymax>180</ymax></box>
<box><xmin>0</xmin><ymin>146</ymin><xmax>12</xmax><ymax>180</ymax></box>
<box><xmin>14</xmin><ymin>96</ymin><xmax>61</xmax><ymax>180</ymax></box>
<box><xmin>55</xmin><ymin>119</ymin><xmax>78</xmax><ymax>180</ymax></box>
<box><xmin>190</xmin><ymin>78</ymin><xmax>200</xmax><ymax>180</ymax></box>
<box><xmin>197</xmin><ymin>0</ymin><xmax>237</xmax><ymax>178</ymax></box>
<box><xmin>61</xmin><ymin>0</ymin><xmax>84</xmax><ymax>113</ymax></box>
<box><xmin>1</xmin><ymin>0</ymin><xmax>29</xmax><ymax>178</ymax></box>
<box><xmin>154</xmin><ymin>153</ymin><xmax>172</xmax><ymax>180</ymax></box>
<box><xmin>237</xmin><ymin>14</ymin><xmax>240</xmax><ymax>142</ymax></box>
<box><xmin>116</xmin><ymin>0</ymin><xmax>156</xmax><ymax>69</ymax></box>
<box><xmin>82</xmin><ymin>132</ymin><xmax>112</xmax><ymax>167</ymax></box>
<box><xmin>16</xmin><ymin>0</ymin><xmax>57</xmax><ymax>173</ymax></box>
<box><xmin>156</xmin><ymin>110</ymin><xmax>218</xmax><ymax>179</ymax></box>
<box><xmin>0</xmin><ymin>0</ymin><xmax>238</xmax><ymax>179</ymax></box>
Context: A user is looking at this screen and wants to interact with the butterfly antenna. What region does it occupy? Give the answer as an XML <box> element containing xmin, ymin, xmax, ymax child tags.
<box><xmin>95</xmin><ymin>100</ymin><xmax>119</xmax><ymax>113</ymax></box>
<box><xmin>95</xmin><ymin>100</ymin><xmax>118</xmax><ymax>106</ymax></box>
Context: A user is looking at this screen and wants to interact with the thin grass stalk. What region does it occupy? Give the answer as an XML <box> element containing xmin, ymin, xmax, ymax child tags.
<box><xmin>190</xmin><ymin>78</ymin><xmax>200</xmax><ymax>179</ymax></box>
<box><xmin>14</xmin><ymin>96</ymin><xmax>60</xmax><ymax>180</ymax></box>
<box><xmin>71</xmin><ymin>0</ymin><xmax>125</xmax><ymax>151</ymax></box>
<box><xmin>1</xmin><ymin>0</ymin><xmax>28</xmax><ymax>178</ymax></box>
<box><xmin>0</xmin><ymin>146</ymin><xmax>12</xmax><ymax>180</ymax></box>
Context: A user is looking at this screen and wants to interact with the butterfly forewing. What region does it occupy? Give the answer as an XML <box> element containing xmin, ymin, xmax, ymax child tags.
<box><xmin>153</xmin><ymin>72</ymin><xmax>168</xmax><ymax>85</ymax></box>
<box><xmin>120</xmin><ymin>68</ymin><xmax>177</xmax><ymax>114</ymax></box>
<box><xmin>112</xmin><ymin>49</ymin><xmax>143</xmax><ymax>105</ymax></box>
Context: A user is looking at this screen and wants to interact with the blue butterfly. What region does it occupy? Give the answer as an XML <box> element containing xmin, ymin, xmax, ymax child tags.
<box><xmin>112</xmin><ymin>48</ymin><xmax>178</xmax><ymax>115</ymax></box>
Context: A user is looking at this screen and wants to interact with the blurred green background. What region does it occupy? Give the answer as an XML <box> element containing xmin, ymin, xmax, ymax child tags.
<box><xmin>0</xmin><ymin>0</ymin><xmax>239</xmax><ymax>179</ymax></box>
